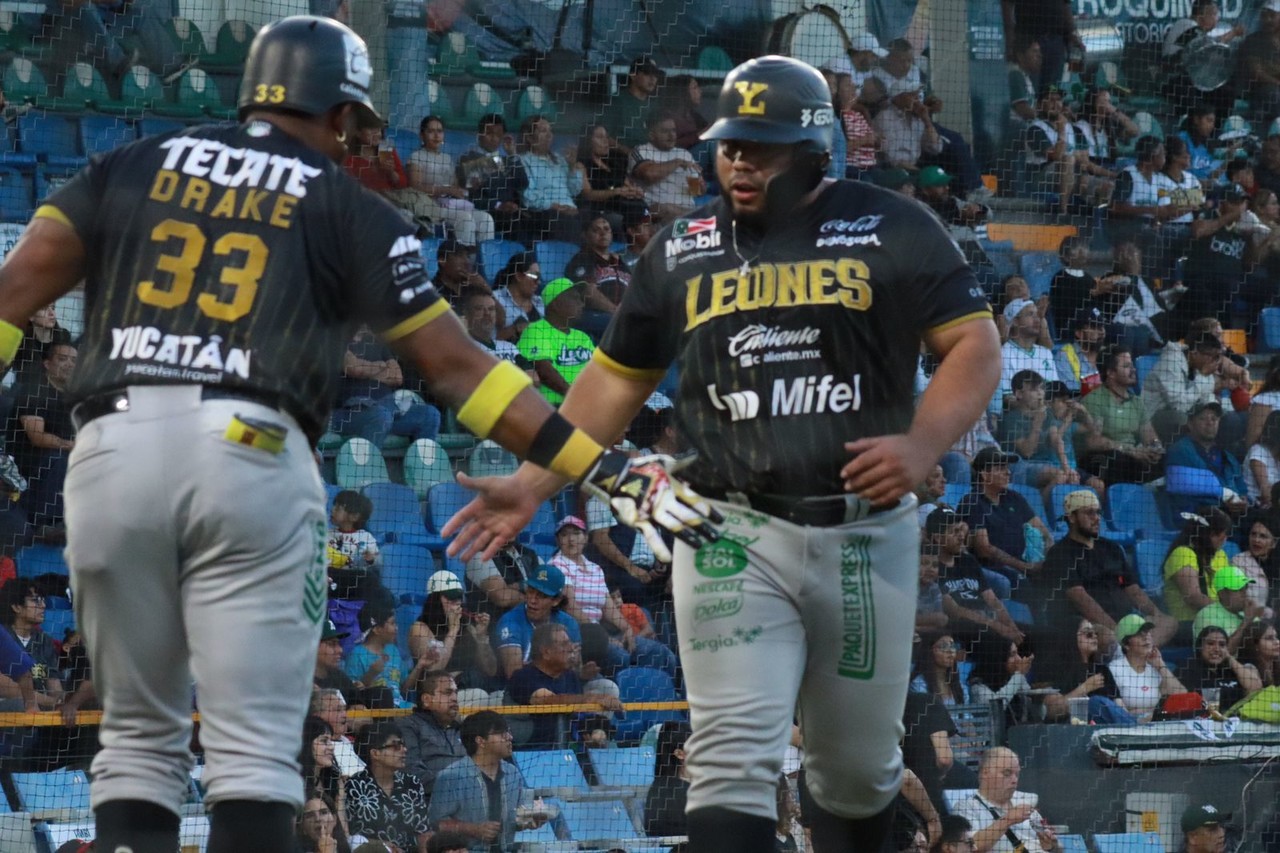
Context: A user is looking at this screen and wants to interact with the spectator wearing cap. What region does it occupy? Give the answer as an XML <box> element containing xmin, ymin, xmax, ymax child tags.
<box><xmin>999</xmin><ymin>298</ymin><xmax>1061</xmax><ymax>406</ymax></box>
<box><xmin>408</xmin><ymin>571</ymin><xmax>497</xmax><ymax>696</ymax></box>
<box><xmin>1108</xmin><ymin>614</ymin><xmax>1188</xmax><ymax>722</ymax></box>
<box><xmin>433</xmin><ymin>240</ymin><xmax>492</xmax><ymax>312</ymax></box>
<box><xmin>995</xmin><ymin>274</ymin><xmax>1053</xmax><ymax>347</ymax></box>
<box><xmin>1036</xmin><ymin>490</ymin><xmax>1178</xmax><ymax>656</ymax></box>
<box><xmin>873</xmin><ymin>74</ymin><xmax>942</xmax><ymax>171</ymax></box>
<box><xmin>1192</xmin><ymin>564</ymin><xmax>1267</xmax><ymax>651</ymax></box>
<box><xmin>961</xmin><ymin>447</ymin><xmax>1056</xmax><ymax>590</ymax></box>
<box><xmin>1164</xmin><ymin>399</ymin><xmax>1249</xmax><ymax>516</ymax></box>
<box><xmin>494</xmin><ymin>563</ymin><xmax>583</xmax><ymax>680</ymax></box>
<box><xmin>876</xmin><ymin>167</ymin><xmax>916</xmax><ymax>197</ymax></box>
<box><xmin>1180</xmin><ymin>803</ymin><xmax>1229</xmax><ymax>853</ymax></box>
<box><xmin>330</xmin><ymin>326</ymin><xmax>442</xmax><ymax>448</ymax></box>
<box><xmin>465</xmin><ymin>537</ymin><xmax>543</xmax><ymax>622</ymax></box>
<box><xmin>604</xmin><ymin>56</ymin><xmax>664</xmax><ymax>153</ymax></box>
<box><xmin>1240</xmin><ymin>3</ymin><xmax>1280</xmax><ymax>130</ymax></box>
<box><xmin>1179</xmin><ymin>182</ymin><xmax>1256</xmax><ymax>327</ymax></box>
<box><xmin>1142</xmin><ymin>329</ymin><xmax>1225</xmax><ymax>446</ymax></box>
<box><xmin>551</xmin><ymin>514</ymin><xmax>679</xmax><ymax>678</ymax></box>
<box><xmin>1080</xmin><ymin>346</ymin><xmax>1165</xmax><ymax>485</ymax></box>
<box><xmin>848</xmin><ymin>32</ymin><xmax>889</xmax><ymax>87</ymax></box>
<box><xmin>629</xmin><ymin>109</ymin><xmax>705</xmax><ymax>224</ymax></box>
<box><xmin>917</xmin><ymin>166</ymin><xmax>989</xmax><ymax>239</ymax></box>
<box><xmin>997</xmin><ymin>370</ymin><xmax>1079</xmax><ymax>504</ymax></box>
<box><xmin>926</xmin><ymin>507</ymin><xmax>1024</xmax><ymax>646</ymax></box>
<box><xmin>516</xmin><ymin>278</ymin><xmax>596</xmax><ymax>405</ymax></box>
<box><xmin>620</xmin><ymin>205</ymin><xmax>655</xmax><ymax>267</ymax></box>
<box><xmin>315</xmin><ymin>618</ymin><xmax>359</xmax><ymax>704</ymax></box>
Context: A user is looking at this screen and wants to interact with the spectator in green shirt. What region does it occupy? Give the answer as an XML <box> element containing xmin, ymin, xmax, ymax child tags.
<box><xmin>1080</xmin><ymin>346</ymin><xmax>1164</xmax><ymax>484</ymax></box>
<box><xmin>516</xmin><ymin>278</ymin><xmax>596</xmax><ymax>404</ymax></box>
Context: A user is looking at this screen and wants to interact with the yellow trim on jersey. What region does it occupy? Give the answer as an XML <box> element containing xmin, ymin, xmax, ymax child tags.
<box><xmin>927</xmin><ymin>309</ymin><xmax>994</xmax><ymax>335</ymax></box>
<box><xmin>382</xmin><ymin>299</ymin><xmax>451</xmax><ymax>342</ymax></box>
<box><xmin>548</xmin><ymin>429</ymin><xmax>604</xmax><ymax>482</ymax></box>
<box><xmin>0</xmin><ymin>319</ymin><xmax>21</xmax><ymax>368</ymax></box>
<box><xmin>33</xmin><ymin>205</ymin><xmax>73</xmax><ymax>229</ymax></box>
<box><xmin>456</xmin><ymin>360</ymin><xmax>533</xmax><ymax>438</ymax></box>
<box><xmin>223</xmin><ymin>415</ymin><xmax>286</xmax><ymax>454</ymax></box>
<box><xmin>592</xmin><ymin>349</ymin><xmax>667</xmax><ymax>382</ymax></box>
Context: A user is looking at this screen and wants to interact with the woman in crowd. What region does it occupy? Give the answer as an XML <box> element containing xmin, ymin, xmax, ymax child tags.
<box><xmin>1074</xmin><ymin>87</ymin><xmax>1138</xmax><ymax>173</ymax></box>
<box><xmin>1043</xmin><ymin>618</ymin><xmax>1126</xmax><ymax>723</ymax></box>
<box><xmin>1245</xmin><ymin>412</ymin><xmax>1280</xmax><ymax>509</ymax></box>
<box><xmin>644</xmin><ymin>720</ymin><xmax>692</xmax><ymax>837</ymax></box>
<box><xmin>1108</xmin><ymin>617</ymin><xmax>1187</xmax><ymax>722</ymax></box>
<box><xmin>1107</xmin><ymin>135</ymin><xmax>1195</xmax><ymax>278</ymax></box>
<box><xmin>406</xmin><ymin>114</ymin><xmax>495</xmax><ymax>246</ymax></box>
<box><xmin>1159</xmin><ymin>134</ymin><xmax>1206</xmax><ymax>268</ymax></box>
<box><xmin>296</xmin><ymin>789</ymin><xmax>353</xmax><ymax>853</ymax></box>
<box><xmin>491</xmin><ymin>251</ymin><xmax>544</xmax><ymax>343</ymax></box>
<box><xmin>1239</xmin><ymin>619</ymin><xmax>1280</xmax><ymax>688</ymax></box>
<box><xmin>409</xmin><ymin>571</ymin><xmax>497</xmax><ymax>697</ymax></box>
<box><xmin>550</xmin><ymin>515</ymin><xmax>679</xmax><ymax>678</ymax></box>
<box><xmin>663</xmin><ymin>74</ymin><xmax>710</xmax><ymax>151</ymax></box>
<box><xmin>1245</xmin><ymin>356</ymin><xmax>1280</xmax><ymax>449</ymax></box>
<box><xmin>344</xmin><ymin>721</ymin><xmax>431</xmax><ymax>851</ymax></box>
<box><xmin>573</xmin><ymin>123</ymin><xmax>647</xmax><ymax>225</ymax></box>
<box><xmin>909</xmin><ymin>632</ymin><xmax>968</xmax><ymax>706</ymax></box>
<box><xmin>343</xmin><ymin>115</ymin><xmax>442</xmax><ymax>233</ymax></box>
<box><xmin>1162</xmin><ymin>506</ymin><xmax>1233</xmax><ymax>624</ymax></box>
<box><xmin>1232</xmin><ymin>515</ymin><xmax>1278</xmax><ymax>618</ymax></box>
<box><xmin>1177</xmin><ymin>624</ymin><xmax>1260</xmax><ymax>709</ymax></box>
<box><xmin>966</xmin><ymin>636</ymin><xmax>1035</xmax><ymax>723</ymax></box>
<box><xmin>300</xmin><ymin>716</ymin><xmax>348</xmax><ymax>835</ymax></box>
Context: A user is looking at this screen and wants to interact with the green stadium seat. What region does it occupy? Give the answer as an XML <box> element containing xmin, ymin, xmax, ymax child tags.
<box><xmin>697</xmin><ymin>45</ymin><xmax>733</xmax><ymax>71</ymax></box>
<box><xmin>201</xmin><ymin>19</ymin><xmax>254</xmax><ymax>73</ymax></box>
<box><xmin>435</xmin><ymin>32</ymin><xmax>476</xmax><ymax>79</ymax></box>
<box><xmin>3</xmin><ymin>58</ymin><xmax>50</xmax><ymax>109</ymax></box>
<box><xmin>45</xmin><ymin>62</ymin><xmax>112</xmax><ymax>113</ymax></box>
<box><xmin>513</xmin><ymin>84</ymin><xmax>559</xmax><ymax>126</ymax></box>
<box><xmin>103</xmin><ymin>65</ymin><xmax>165</xmax><ymax>116</ymax></box>
<box><xmin>460</xmin><ymin>83</ymin><xmax>505</xmax><ymax>132</ymax></box>
<box><xmin>156</xmin><ymin>68</ymin><xmax>233</xmax><ymax>119</ymax></box>
<box><xmin>427</xmin><ymin>79</ymin><xmax>459</xmax><ymax>129</ymax></box>
<box><xmin>0</xmin><ymin>10</ymin><xmax>46</xmax><ymax>62</ymax></box>
<box><xmin>403</xmin><ymin>438</ymin><xmax>454</xmax><ymax>499</ymax></box>
<box><xmin>467</xmin><ymin>438</ymin><xmax>520</xmax><ymax>478</ymax></box>
<box><xmin>335</xmin><ymin>437</ymin><xmax>392</xmax><ymax>489</ymax></box>
<box><xmin>167</xmin><ymin>16</ymin><xmax>210</xmax><ymax>62</ymax></box>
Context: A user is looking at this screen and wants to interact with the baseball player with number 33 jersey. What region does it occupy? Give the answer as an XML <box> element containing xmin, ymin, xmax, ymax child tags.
<box><xmin>0</xmin><ymin>16</ymin><xmax>720</xmax><ymax>853</ymax></box>
<box><xmin>446</xmin><ymin>56</ymin><xmax>1001</xmax><ymax>853</ymax></box>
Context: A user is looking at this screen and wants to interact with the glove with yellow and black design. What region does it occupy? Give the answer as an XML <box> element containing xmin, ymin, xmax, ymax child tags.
<box><xmin>583</xmin><ymin>450</ymin><xmax>723</xmax><ymax>561</ymax></box>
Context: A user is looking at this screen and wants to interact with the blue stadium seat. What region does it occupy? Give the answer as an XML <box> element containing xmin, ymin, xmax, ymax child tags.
<box><xmin>1008</xmin><ymin>483</ymin><xmax>1050</xmax><ymax>530</ymax></box>
<box><xmin>589</xmin><ymin>746</ymin><xmax>655</xmax><ymax>790</ymax></box>
<box><xmin>614</xmin><ymin>667</ymin><xmax>683</xmax><ymax>743</ymax></box>
<box><xmin>1093</xmin><ymin>832</ymin><xmax>1164</xmax><ymax>853</ymax></box>
<box><xmin>1059</xmin><ymin>834</ymin><xmax>1088</xmax><ymax>853</ymax></box>
<box><xmin>137</xmin><ymin>116</ymin><xmax>186</xmax><ymax>138</ymax></box>
<box><xmin>442</xmin><ymin>128</ymin><xmax>470</xmax><ymax>159</ymax></box>
<box><xmin>1018</xmin><ymin>251</ymin><xmax>1061</xmax><ymax>300</ymax></box>
<box><xmin>1134</xmin><ymin>353</ymin><xmax>1159</xmax><ymax>394</ymax></box>
<box><xmin>425</xmin><ymin>481</ymin><xmax>477</xmax><ymax>535</ymax></box>
<box><xmin>513</xmin><ymin>749</ymin><xmax>589</xmax><ymax>794</ymax></box>
<box><xmin>479</xmin><ymin>238</ymin><xmax>525</xmax><ymax>281</ymax></box>
<box><xmin>0</xmin><ymin>168</ymin><xmax>34</xmax><ymax>222</ymax></box>
<box><xmin>79</xmin><ymin>114</ymin><xmax>134</xmax><ymax>156</ymax></box>
<box><xmin>12</xmin><ymin>768</ymin><xmax>90</xmax><ymax>812</ymax></box>
<box><xmin>560</xmin><ymin>799</ymin><xmax>640</xmax><ymax>845</ymax></box>
<box><xmin>1135</xmin><ymin>536</ymin><xmax>1174</xmax><ymax>596</ymax></box>
<box><xmin>15</xmin><ymin>544</ymin><xmax>68</xmax><ymax>578</ymax></box>
<box><xmin>1108</xmin><ymin>483</ymin><xmax>1170</xmax><ymax>540</ymax></box>
<box><xmin>395</xmin><ymin>601</ymin><xmax>420</xmax><ymax>660</ymax></box>
<box><xmin>362</xmin><ymin>481</ymin><xmax>436</xmax><ymax>546</ymax></box>
<box><xmin>519</xmin><ymin>499</ymin><xmax>558</xmax><ymax>549</ymax></box>
<box><xmin>324</xmin><ymin>482</ymin><xmax>342</xmax><ymax>515</ymax></box>
<box><xmin>943</xmin><ymin>482</ymin><xmax>970</xmax><ymax>509</ymax></box>
<box><xmin>388</xmin><ymin>126</ymin><xmax>419</xmax><ymax>165</ymax></box>
<box><xmin>17</xmin><ymin>113</ymin><xmax>85</xmax><ymax>171</ymax></box>
<box><xmin>1259</xmin><ymin>307</ymin><xmax>1280</xmax><ymax>352</ymax></box>
<box><xmin>534</xmin><ymin>239</ymin><xmax>578</xmax><ymax>281</ymax></box>
<box><xmin>41</xmin><ymin>608</ymin><xmax>75</xmax><ymax>643</ymax></box>
<box><xmin>1004</xmin><ymin>599</ymin><xmax>1033</xmax><ymax>624</ymax></box>
<box><xmin>419</xmin><ymin>235</ymin><xmax>442</xmax><ymax>280</ymax></box>
<box><xmin>379</xmin><ymin>543</ymin><xmax>437</xmax><ymax>604</ymax></box>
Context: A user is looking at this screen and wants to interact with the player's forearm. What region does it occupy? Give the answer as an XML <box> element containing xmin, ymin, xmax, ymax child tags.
<box><xmin>915</xmin><ymin>320</ymin><xmax>1001</xmax><ymax>463</ymax></box>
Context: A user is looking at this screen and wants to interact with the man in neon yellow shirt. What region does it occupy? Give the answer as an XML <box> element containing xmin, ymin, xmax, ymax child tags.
<box><xmin>516</xmin><ymin>278</ymin><xmax>596</xmax><ymax>404</ymax></box>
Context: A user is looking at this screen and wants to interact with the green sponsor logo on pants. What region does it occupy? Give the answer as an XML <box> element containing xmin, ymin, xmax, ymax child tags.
<box><xmin>694</xmin><ymin>536</ymin><xmax>750</xmax><ymax>578</ymax></box>
<box><xmin>837</xmin><ymin>536</ymin><xmax>875</xmax><ymax>679</ymax></box>
<box><xmin>304</xmin><ymin>520</ymin><xmax>328</xmax><ymax>625</ymax></box>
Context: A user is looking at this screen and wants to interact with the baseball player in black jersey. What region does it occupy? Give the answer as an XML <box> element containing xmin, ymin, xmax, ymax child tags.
<box><xmin>0</xmin><ymin>17</ymin><xmax>717</xmax><ymax>853</ymax></box>
<box><xmin>446</xmin><ymin>55</ymin><xmax>1001</xmax><ymax>853</ymax></box>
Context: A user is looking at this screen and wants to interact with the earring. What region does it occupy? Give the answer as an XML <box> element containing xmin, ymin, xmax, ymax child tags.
<box><xmin>337</xmin><ymin>130</ymin><xmax>348</xmax><ymax>144</ymax></box>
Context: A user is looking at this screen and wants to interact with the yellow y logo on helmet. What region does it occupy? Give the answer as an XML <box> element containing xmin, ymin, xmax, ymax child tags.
<box><xmin>734</xmin><ymin>81</ymin><xmax>769</xmax><ymax>115</ymax></box>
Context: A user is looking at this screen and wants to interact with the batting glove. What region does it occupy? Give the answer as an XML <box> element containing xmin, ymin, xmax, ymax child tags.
<box><xmin>584</xmin><ymin>450</ymin><xmax>723</xmax><ymax>562</ymax></box>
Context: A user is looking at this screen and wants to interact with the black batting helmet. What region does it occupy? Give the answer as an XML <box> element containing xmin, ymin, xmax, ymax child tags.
<box><xmin>238</xmin><ymin>16</ymin><xmax>381</xmax><ymax>124</ymax></box>
<box><xmin>700</xmin><ymin>55</ymin><xmax>834</xmax><ymax>153</ymax></box>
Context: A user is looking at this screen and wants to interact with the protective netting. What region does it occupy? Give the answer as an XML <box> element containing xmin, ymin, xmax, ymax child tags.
<box><xmin>0</xmin><ymin>0</ymin><xmax>1279</xmax><ymax>850</ymax></box>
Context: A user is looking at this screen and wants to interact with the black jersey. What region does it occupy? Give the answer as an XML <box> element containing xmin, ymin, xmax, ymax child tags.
<box><xmin>599</xmin><ymin>181</ymin><xmax>990</xmax><ymax>496</ymax></box>
<box><xmin>41</xmin><ymin>120</ymin><xmax>446</xmax><ymax>439</ymax></box>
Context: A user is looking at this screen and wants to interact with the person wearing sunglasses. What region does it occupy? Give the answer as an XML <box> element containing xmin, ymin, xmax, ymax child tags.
<box><xmin>929</xmin><ymin>815</ymin><xmax>976</xmax><ymax>853</ymax></box>
<box><xmin>1042</xmin><ymin>618</ymin><xmax>1128</xmax><ymax>724</ymax></box>
<box><xmin>344</xmin><ymin>721</ymin><xmax>430</xmax><ymax>851</ymax></box>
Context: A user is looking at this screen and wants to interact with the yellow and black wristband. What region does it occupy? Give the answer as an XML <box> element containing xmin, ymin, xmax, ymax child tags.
<box><xmin>456</xmin><ymin>360</ymin><xmax>533</xmax><ymax>438</ymax></box>
<box><xmin>0</xmin><ymin>319</ymin><xmax>22</xmax><ymax>373</ymax></box>
<box><xmin>527</xmin><ymin>414</ymin><xmax>603</xmax><ymax>483</ymax></box>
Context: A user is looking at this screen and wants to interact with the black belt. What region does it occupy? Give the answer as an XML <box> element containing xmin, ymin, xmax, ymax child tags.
<box><xmin>71</xmin><ymin>386</ymin><xmax>294</xmax><ymax>432</ymax></box>
<box><xmin>703</xmin><ymin>490</ymin><xmax>897</xmax><ymax>527</ymax></box>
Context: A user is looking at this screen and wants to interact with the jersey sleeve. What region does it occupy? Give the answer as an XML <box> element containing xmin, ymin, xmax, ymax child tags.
<box><xmin>596</xmin><ymin>235</ymin><xmax>684</xmax><ymax>379</ymax></box>
<box><xmin>340</xmin><ymin>181</ymin><xmax>449</xmax><ymax>342</ymax></box>
<box><xmin>901</xmin><ymin>202</ymin><xmax>992</xmax><ymax>334</ymax></box>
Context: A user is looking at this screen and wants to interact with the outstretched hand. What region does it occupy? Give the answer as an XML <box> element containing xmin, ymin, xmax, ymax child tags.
<box><xmin>442</xmin><ymin>471</ymin><xmax>546</xmax><ymax>562</ymax></box>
